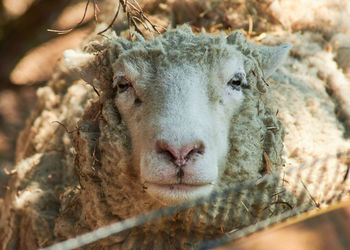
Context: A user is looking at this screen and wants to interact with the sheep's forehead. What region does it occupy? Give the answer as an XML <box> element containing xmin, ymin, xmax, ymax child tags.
<box><xmin>112</xmin><ymin>32</ymin><xmax>245</xmax><ymax>85</ymax></box>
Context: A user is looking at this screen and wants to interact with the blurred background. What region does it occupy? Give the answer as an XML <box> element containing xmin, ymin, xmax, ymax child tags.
<box><xmin>0</xmin><ymin>0</ymin><xmax>97</xmax><ymax>197</ymax></box>
<box><xmin>0</xmin><ymin>0</ymin><xmax>350</xmax><ymax>198</ymax></box>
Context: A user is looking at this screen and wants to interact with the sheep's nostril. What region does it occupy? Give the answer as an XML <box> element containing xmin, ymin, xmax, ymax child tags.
<box><xmin>161</xmin><ymin>150</ymin><xmax>177</xmax><ymax>161</ymax></box>
<box><xmin>185</xmin><ymin>149</ymin><xmax>200</xmax><ymax>160</ymax></box>
<box><xmin>156</xmin><ymin>140</ymin><xmax>181</xmax><ymax>162</ymax></box>
<box><xmin>182</xmin><ymin>144</ymin><xmax>205</xmax><ymax>161</ymax></box>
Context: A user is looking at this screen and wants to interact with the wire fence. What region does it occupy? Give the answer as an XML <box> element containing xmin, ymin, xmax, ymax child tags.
<box><xmin>43</xmin><ymin>151</ymin><xmax>350</xmax><ymax>250</ymax></box>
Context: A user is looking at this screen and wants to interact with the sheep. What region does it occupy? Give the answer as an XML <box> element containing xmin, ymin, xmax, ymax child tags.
<box><xmin>0</xmin><ymin>25</ymin><xmax>349</xmax><ymax>249</ymax></box>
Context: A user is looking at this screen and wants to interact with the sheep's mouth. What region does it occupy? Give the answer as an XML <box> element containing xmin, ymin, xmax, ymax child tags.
<box><xmin>145</xmin><ymin>182</ymin><xmax>214</xmax><ymax>204</ymax></box>
<box><xmin>150</xmin><ymin>183</ymin><xmax>208</xmax><ymax>191</ymax></box>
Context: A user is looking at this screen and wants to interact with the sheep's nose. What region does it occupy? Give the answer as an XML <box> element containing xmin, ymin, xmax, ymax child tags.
<box><xmin>156</xmin><ymin>140</ymin><xmax>205</xmax><ymax>166</ymax></box>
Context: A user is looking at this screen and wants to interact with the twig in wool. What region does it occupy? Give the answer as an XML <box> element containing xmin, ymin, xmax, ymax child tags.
<box><xmin>48</xmin><ymin>0</ymin><xmax>97</xmax><ymax>34</ymax></box>
<box><xmin>98</xmin><ymin>0</ymin><xmax>164</xmax><ymax>37</ymax></box>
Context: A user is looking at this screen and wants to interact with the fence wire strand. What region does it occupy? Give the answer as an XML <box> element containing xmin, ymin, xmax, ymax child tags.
<box><xmin>43</xmin><ymin>151</ymin><xmax>350</xmax><ymax>250</ymax></box>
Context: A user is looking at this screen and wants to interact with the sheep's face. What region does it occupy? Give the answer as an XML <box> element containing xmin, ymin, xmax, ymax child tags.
<box><xmin>113</xmin><ymin>47</ymin><xmax>247</xmax><ymax>205</ymax></box>
<box><xmin>64</xmin><ymin>28</ymin><xmax>291</xmax><ymax>205</ymax></box>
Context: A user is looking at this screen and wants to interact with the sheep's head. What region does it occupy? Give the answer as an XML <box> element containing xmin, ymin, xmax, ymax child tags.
<box><xmin>64</xmin><ymin>27</ymin><xmax>291</xmax><ymax>205</ymax></box>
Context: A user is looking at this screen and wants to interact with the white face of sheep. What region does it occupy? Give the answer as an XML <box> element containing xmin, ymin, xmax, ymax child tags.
<box><xmin>64</xmin><ymin>31</ymin><xmax>291</xmax><ymax>205</ymax></box>
<box><xmin>113</xmin><ymin>50</ymin><xmax>248</xmax><ymax>204</ymax></box>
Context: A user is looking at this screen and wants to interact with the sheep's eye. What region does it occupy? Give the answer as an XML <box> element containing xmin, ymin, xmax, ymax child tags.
<box><xmin>227</xmin><ymin>78</ymin><xmax>242</xmax><ymax>91</ymax></box>
<box><xmin>227</xmin><ymin>72</ymin><xmax>248</xmax><ymax>90</ymax></box>
<box><xmin>227</xmin><ymin>78</ymin><xmax>241</xmax><ymax>87</ymax></box>
<box><xmin>117</xmin><ymin>79</ymin><xmax>131</xmax><ymax>93</ymax></box>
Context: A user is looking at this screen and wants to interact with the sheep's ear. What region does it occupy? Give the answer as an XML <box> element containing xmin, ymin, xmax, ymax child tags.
<box><xmin>257</xmin><ymin>43</ymin><xmax>292</xmax><ymax>78</ymax></box>
<box><xmin>227</xmin><ymin>31</ymin><xmax>291</xmax><ymax>77</ymax></box>
<box><xmin>63</xmin><ymin>49</ymin><xmax>96</xmax><ymax>83</ymax></box>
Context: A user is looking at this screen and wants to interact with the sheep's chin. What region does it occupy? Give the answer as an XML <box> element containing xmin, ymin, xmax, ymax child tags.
<box><xmin>146</xmin><ymin>183</ymin><xmax>214</xmax><ymax>205</ymax></box>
